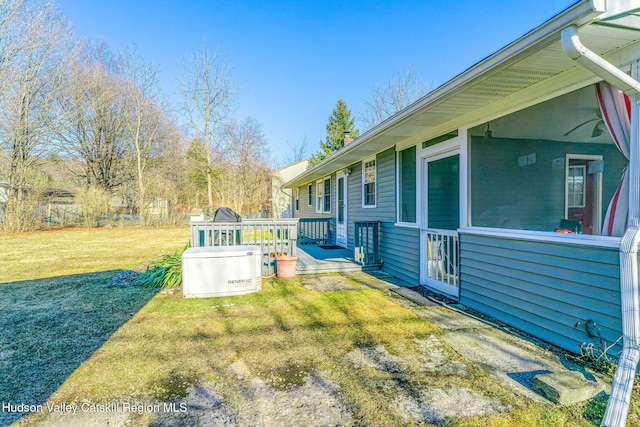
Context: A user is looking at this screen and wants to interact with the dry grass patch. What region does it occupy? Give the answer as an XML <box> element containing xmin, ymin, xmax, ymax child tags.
<box><xmin>0</xmin><ymin>226</ymin><xmax>190</xmax><ymax>282</ymax></box>
<box><xmin>17</xmin><ymin>274</ymin><xmax>620</xmax><ymax>427</ymax></box>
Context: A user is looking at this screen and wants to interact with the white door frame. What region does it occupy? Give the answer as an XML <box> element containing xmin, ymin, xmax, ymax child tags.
<box><xmin>418</xmin><ymin>130</ymin><xmax>468</xmax><ymax>297</ymax></box>
<box><xmin>336</xmin><ymin>171</ymin><xmax>347</xmax><ymax>247</ymax></box>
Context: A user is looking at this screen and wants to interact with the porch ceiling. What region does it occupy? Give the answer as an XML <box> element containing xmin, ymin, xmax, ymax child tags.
<box><xmin>285</xmin><ymin>0</ymin><xmax>640</xmax><ymax>188</ymax></box>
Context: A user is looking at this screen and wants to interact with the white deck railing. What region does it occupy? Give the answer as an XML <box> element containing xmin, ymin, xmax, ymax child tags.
<box><xmin>190</xmin><ymin>219</ymin><xmax>299</xmax><ymax>276</ymax></box>
<box><xmin>422</xmin><ymin>229</ymin><xmax>459</xmax><ymax>297</ymax></box>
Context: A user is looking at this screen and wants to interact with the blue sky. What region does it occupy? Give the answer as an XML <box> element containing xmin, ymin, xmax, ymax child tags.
<box><xmin>58</xmin><ymin>0</ymin><xmax>577</xmax><ymax>166</ymax></box>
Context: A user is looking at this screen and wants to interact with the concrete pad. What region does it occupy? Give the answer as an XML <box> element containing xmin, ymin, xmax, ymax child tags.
<box><xmin>417</xmin><ymin>307</ymin><xmax>490</xmax><ymax>331</ymax></box>
<box><xmin>533</xmin><ymin>371</ymin><xmax>605</xmax><ymax>405</ymax></box>
<box><xmin>368</xmin><ymin>271</ymin><xmax>420</xmax><ymax>288</ymax></box>
<box><xmin>301</xmin><ymin>275</ymin><xmax>358</xmax><ymax>292</ymax></box>
<box><xmin>391</xmin><ymin>287</ymin><xmax>440</xmax><ymax>308</ymax></box>
<box><xmin>443</xmin><ymin>327</ymin><xmax>567</xmax><ymax>401</ymax></box>
<box><xmin>339</xmin><ymin>271</ymin><xmax>398</xmax><ymax>290</ymax></box>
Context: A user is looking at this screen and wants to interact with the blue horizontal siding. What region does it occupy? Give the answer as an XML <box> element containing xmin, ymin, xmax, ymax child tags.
<box><xmin>380</xmin><ymin>224</ymin><xmax>420</xmax><ymax>284</ymax></box>
<box><xmin>341</xmin><ymin>147</ymin><xmax>420</xmax><ymax>284</ymax></box>
<box><xmin>459</xmin><ymin>231</ymin><xmax>622</xmax><ymax>355</ymax></box>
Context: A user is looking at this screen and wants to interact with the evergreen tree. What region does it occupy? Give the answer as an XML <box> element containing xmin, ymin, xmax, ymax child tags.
<box><xmin>310</xmin><ymin>99</ymin><xmax>360</xmax><ymax>165</ymax></box>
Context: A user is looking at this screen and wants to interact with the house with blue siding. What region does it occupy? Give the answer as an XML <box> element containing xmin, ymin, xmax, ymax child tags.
<box><xmin>286</xmin><ymin>5</ymin><xmax>640</xmax><ymax>421</ymax></box>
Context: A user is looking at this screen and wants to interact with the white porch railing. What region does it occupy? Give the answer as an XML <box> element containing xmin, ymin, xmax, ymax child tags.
<box><xmin>190</xmin><ymin>219</ymin><xmax>299</xmax><ymax>276</ymax></box>
<box><xmin>422</xmin><ymin>229</ymin><xmax>459</xmax><ymax>297</ymax></box>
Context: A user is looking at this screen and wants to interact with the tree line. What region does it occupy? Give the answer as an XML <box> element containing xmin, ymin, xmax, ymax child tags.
<box><xmin>0</xmin><ymin>0</ymin><xmax>430</xmax><ymax>233</ymax></box>
<box><xmin>0</xmin><ymin>0</ymin><xmax>272</xmax><ymax>233</ymax></box>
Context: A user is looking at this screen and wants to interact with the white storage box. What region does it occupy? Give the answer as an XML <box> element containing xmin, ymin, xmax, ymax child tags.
<box><xmin>182</xmin><ymin>245</ymin><xmax>262</xmax><ymax>298</ymax></box>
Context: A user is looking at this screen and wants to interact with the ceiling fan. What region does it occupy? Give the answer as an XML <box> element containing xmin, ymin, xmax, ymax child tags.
<box><xmin>563</xmin><ymin>111</ymin><xmax>605</xmax><ymax>138</ymax></box>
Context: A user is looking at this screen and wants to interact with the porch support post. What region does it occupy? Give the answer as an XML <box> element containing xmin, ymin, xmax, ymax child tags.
<box><xmin>562</xmin><ymin>25</ymin><xmax>640</xmax><ymax>427</ymax></box>
<box><xmin>630</xmin><ymin>62</ymin><xmax>640</xmax><ymax>227</ymax></box>
<box><xmin>602</xmin><ymin>61</ymin><xmax>640</xmax><ymax>427</ymax></box>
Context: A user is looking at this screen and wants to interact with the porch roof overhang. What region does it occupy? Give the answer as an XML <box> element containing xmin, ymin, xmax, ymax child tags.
<box><xmin>285</xmin><ymin>0</ymin><xmax>640</xmax><ymax>189</ymax></box>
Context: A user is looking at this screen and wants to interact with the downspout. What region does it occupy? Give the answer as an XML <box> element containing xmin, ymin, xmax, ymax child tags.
<box><xmin>562</xmin><ymin>25</ymin><xmax>640</xmax><ymax>427</ymax></box>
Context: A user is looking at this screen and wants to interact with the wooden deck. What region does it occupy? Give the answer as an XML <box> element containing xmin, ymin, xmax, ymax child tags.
<box><xmin>296</xmin><ymin>245</ymin><xmax>362</xmax><ymax>274</ymax></box>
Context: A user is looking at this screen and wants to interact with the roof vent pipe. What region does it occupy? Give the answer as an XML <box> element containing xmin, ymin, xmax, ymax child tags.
<box><xmin>562</xmin><ymin>24</ymin><xmax>640</xmax><ymax>427</ymax></box>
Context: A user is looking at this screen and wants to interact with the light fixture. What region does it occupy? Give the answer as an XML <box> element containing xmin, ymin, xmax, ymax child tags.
<box><xmin>484</xmin><ymin>123</ymin><xmax>493</xmax><ymax>140</ymax></box>
<box><xmin>344</xmin><ymin>168</ymin><xmax>352</xmax><ymax>176</ymax></box>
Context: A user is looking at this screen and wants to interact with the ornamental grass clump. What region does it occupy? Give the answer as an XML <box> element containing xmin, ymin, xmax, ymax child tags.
<box><xmin>134</xmin><ymin>243</ymin><xmax>189</xmax><ymax>289</ymax></box>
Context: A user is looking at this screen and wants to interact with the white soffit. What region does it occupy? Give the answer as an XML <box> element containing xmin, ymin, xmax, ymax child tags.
<box><xmin>285</xmin><ymin>1</ymin><xmax>640</xmax><ymax>188</ymax></box>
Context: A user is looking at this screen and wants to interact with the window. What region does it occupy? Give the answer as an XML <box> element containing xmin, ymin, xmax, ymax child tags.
<box><xmin>307</xmin><ymin>184</ymin><xmax>312</xmax><ymax>206</ymax></box>
<box><xmin>295</xmin><ymin>189</ymin><xmax>299</xmax><ymax>211</ymax></box>
<box><xmin>316</xmin><ymin>177</ymin><xmax>331</xmax><ymax>213</ymax></box>
<box><xmin>568</xmin><ymin>165</ymin><xmax>586</xmax><ymax>208</ymax></box>
<box><xmin>323</xmin><ymin>177</ymin><xmax>331</xmax><ymax>212</ymax></box>
<box><xmin>316</xmin><ymin>181</ymin><xmax>323</xmax><ymax>213</ymax></box>
<box><xmin>398</xmin><ymin>146</ymin><xmax>416</xmax><ymax>222</ymax></box>
<box><xmin>363</xmin><ymin>157</ymin><xmax>376</xmax><ymax>207</ymax></box>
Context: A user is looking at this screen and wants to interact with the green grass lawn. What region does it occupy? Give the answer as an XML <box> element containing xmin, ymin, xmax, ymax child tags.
<box><xmin>0</xmin><ymin>226</ymin><xmax>191</xmax><ymax>282</ymax></box>
<box><xmin>1</xmin><ymin>227</ymin><xmax>638</xmax><ymax>426</ymax></box>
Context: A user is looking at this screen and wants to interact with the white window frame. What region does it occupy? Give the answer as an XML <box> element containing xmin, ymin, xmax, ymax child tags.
<box><xmin>315</xmin><ymin>177</ymin><xmax>331</xmax><ymax>213</ymax></box>
<box><xmin>567</xmin><ymin>165</ymin><xmax>586</xmax><ymax>208</ymax></box>
<box><xmin>315</xmin><ymin>180</ymin><xmax>323</xmax><ymax>213</ymax></box>
<box><xmin>362</xmin><ymin>156</ymin><xmax>377</xmax><ymax>208</ymax></box>
<box><xmin>295</xmin><ymin>188</ymin><xmax>299</xmax><ymax>211</ymax></box>
<box><xmin>322</xmin><ymin>176</ymin><xmax>331</xmax><ymax>213</ymax></box>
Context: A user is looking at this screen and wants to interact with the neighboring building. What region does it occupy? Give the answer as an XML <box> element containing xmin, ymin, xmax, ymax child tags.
<box><xmin>286</xmin><ymin>0</ymin><xmax>640</xmax><ymax>368</ymax></box>
<box><xmin>272</xmin><ymin>160</ymin><xmax>310</xmax><ymax>218</ymax></box>
<box><xmin>0</xmin><ymin>181</ymin><xmax>8</xmax><ymax>205</ymax></box>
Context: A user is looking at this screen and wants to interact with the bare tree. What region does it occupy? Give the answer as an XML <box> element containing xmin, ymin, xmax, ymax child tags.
<box><xmin>0</xmin><ymin>0</ymin><xmax>30</xmax><ymax>95</ymax></box>
<box><xmin>0</xmin><ymin>0</ymin><xmax>76</xmax><ymax>232</ymax></box>
<box><xmin>144</xmin><ymin>118</ymin><xmax>188</xmax><ymax>204</ymax></box>
<box><xmin>175</xmin><ymin>41</ymin><xmax>237</xmax><ymax>211</ymax></box>
<box><xmin>56</xmin><ymin>40</ymin><xmax>129</xmax><ymax>192</ymax></box>
<box><xmin>121</xmin><ymin>43</ymin><xmax>163</xmax><ymax>219</ymax></box>
<box><xmin>285</xmin><ymin>135</ymin><xmax>309</xmax><ymax>165</ymax></box>
<box><xmin>360</xmin><ymin>65</ymin><xmax>430</xmax><ymax>131</ymax></box>
<box><xmin>214</xmin><ymin>118</ymin><xmax>271</xmax><ymax>215</ymax></box>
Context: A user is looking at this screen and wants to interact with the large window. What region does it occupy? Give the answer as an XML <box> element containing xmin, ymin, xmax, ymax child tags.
<box><xmin>363</xmin><ymin>157</ymin><xmax>376</xmax><ymax>207</ymax></box>
<box><xmin>468</xmin><ymin>85</ymin><xmax>626</xmax><ymax>234</ymax></box>
<box><xmin>398</xmin><ymin>146</ymin><xmax>416</xmax><ymax>223</ymax></box>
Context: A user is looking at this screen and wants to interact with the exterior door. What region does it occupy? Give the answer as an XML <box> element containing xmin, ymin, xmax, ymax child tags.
<box><xmin>566</xmin><ymin>157</ymin><xmax>602</xmax><ymax>235</ymax></box>
<box><xmin>420</xmin><ymin>153</ymin><xmax>460</xmax><ymax>297</ymax></box>
<box><xmin>336</xmin><ymin>171</ymin><xmax>347</xmax><ymax>247</ymax></box>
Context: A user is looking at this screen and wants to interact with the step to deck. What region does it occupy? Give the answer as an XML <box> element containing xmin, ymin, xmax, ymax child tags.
<box><xmin>297</xmin><ymin>263</ymin><xmax>363</xmax><ymax>274</ymax></box>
